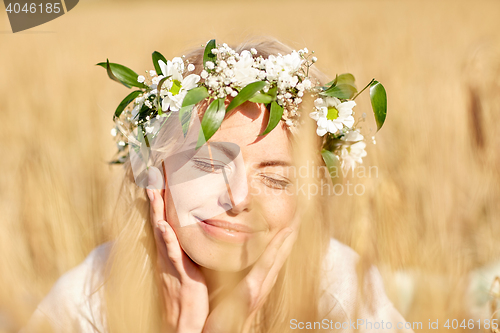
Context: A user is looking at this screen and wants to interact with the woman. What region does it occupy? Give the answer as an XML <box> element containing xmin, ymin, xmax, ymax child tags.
<box><xmin>25</xmin><ymin>38</ymin><xmax>413</xmax><ymax>333</ymax></box>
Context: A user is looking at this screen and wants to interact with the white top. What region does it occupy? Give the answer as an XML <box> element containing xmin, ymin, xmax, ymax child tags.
<box><xmin>24</xmin><ymin>239</ymin><xmax>414</xmax><ymax>333</ymax></box>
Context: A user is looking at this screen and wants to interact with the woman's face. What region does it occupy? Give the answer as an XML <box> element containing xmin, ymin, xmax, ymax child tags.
<box><xmin>163</xmin><ymin>101</ymin><xmax>297</xmax><ymax>272</ymax></box>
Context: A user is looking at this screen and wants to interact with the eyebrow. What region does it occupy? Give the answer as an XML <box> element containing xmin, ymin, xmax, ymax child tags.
<box><xmin>258</xmin><ymin>160</ymin><xmax>292</xmax><ymax>168</ymax></box>
<box><xmin>208</xmin><ymin>142</ymin><xmax>239</xmax><ymax>160</ymax></box>
<box><xmin>206</xmin><ymin>142</ymin><xmax>291</xmax><ymax>168</ymax></box>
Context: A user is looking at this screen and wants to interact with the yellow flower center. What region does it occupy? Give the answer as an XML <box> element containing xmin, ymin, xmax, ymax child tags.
<box><xmin>326</xmin><ymin>107</ymin><xmax>339</xmax><ymax>120</ymax></box>
<box><xmin>170</xmin><ymin>79</ymin><xmax>182</xmax><ymax>96</ymax></box>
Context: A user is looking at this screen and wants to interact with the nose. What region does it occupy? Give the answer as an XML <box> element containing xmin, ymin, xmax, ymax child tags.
<box><xmin>218</xmin><ymin>167</ymin><xmax>252</xmax><ymax>214</ymax></box>
<box><xmin>226</xmin><ymin>187</ymin><xmax>253</xmax><ymax>214</ymax></box>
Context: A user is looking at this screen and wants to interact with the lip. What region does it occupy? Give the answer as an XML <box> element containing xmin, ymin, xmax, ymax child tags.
<box><xmin>195</xmin><ymin>217</ymin><xmax>262</xmax><ymax>244</ymax></box>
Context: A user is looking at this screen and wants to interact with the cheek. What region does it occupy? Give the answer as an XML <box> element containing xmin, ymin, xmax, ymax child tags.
<box><xmin>257</xmin><ymin>192</ymin><xmax>296</xmax><ymax>230</ymax></box>
<box><xmin>165</xmin><ymin>172</ymin><xmax>226</xmax><ymax>225</ymax></box>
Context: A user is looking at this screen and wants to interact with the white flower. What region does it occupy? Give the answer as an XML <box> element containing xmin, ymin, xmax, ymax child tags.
<box><xmin>200</xmin><ymin>70</ymin><xmax>208</xmax><ymax>79</ymax></box>
<box><xmin>158</xmin><ymin>58</ymin><xmax>184</xmax><ymax>80</ymax></box>
<box><xmin>206</xmin><ymin>61</ymin><xmax>215</xmax><ymax>70</ymax></box>
<box><xmin>250</xmin><ymin>48</ymin><xmax>257</xmax><ymax>55</ymax></box>
<box><xmin>158</xmin><ymin>59</ymin><xmax>200</xmax><ymax>112</ymax></box>
<box><xmin>187</xmin><ymin>64</ymin><xmax>195</xmax><ymax>72</ymax></box>
<box><xmin>137</xmin><ymin>75</ymin><xmax>145</xmax><ymax>83</ymax></box>
<box><xmin>340</xmin><ymin>130</ymin><xmax>367</xmax><ymax>170</ymax></box>
<box><xmin>145</xmin><ymin>126</ymin><xmax>154</xmax><ymax>134</ymax></box>
<box><xmin>233</xmin><ymin>50</ymin><xmax>259</xmax><ymax>87</ymax></box>
<box><xmin>264</xmin><ymin>51</ymin><xmax>303</xmax><ymax>89</ymax></box>
<box><xmin>309</xmin><ymin>97</ymin><xmax>355</xmax><ymax>136</ymax></box>
<box><xmin>149</xmin><ymin>70</ymin><xmax>157</xmax><ymax>77</ymax></box>
<box><xmin>152</xmin><ymin>75</ymin><xmax>164</xmax><ymax>85</ymax></box>
<box><xmin>282</xmin><ymin>51</ymin><xmax>303</xmax><ymax>73</ymax></box>
<box><xmin>110</xmin><ymin>128</ymin><xmax>117</xmax><ymax>136</ymax></box>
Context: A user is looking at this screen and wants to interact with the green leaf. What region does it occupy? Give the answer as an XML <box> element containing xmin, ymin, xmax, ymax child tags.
<box><xmin>226</xmin><ymin>81</ymin><xmax>267</xmax><ymax>112</ymax></box>
<box><xmin>138</xmin><ymin>124</ymin><xmax>150</xmax><ymax>164</ymax></box>
<box><xmin>322</xmin><ymin>83</ymin><xmax>357</xmax><ymax>99</ymax></box>
<box><xmin>97</xmin><ymin>60</ymin><xmax>148</xmax><ymax>89</ymax></box>
<box><xmin>260</xmin><ymin>101</ymin><xmax>284</xmax><ymax>136</ymax></box>
<box><xmin>155</xmin><ymin>75</ymin><xmax>171</xmax><ymax>115</ymax></box>
<box><xmin>179</xmin><ymin>105</ymin><xmax>194</xmax><ymax>137</ymax></box>
<box><xmin>336</xmin><ymin>73</ymin><xmax>356</xmax><ymax>86</ymax></box>
<box><xmin>324</xmin><ymin>73</ymin><xmax>355</xmax><ymax>89</ymax></box>
<box><xmin>249</xmin><ymin>86</ymin><xmax>277</xmax><ymax>104</ymax></box>
<box><xmin>152</xmin><ymin>51</ymin><xmax>168</xmax><ymax>76</ymax></box>
<box><xmin>196</xmin><ymin>98</ymin><xmax>226</xmax><ymax>148</ymax></box>
<box><xmin>321</xmin><ymin>149</ymin><xmax>340</xmax><ymax>182</ymax></box>
<box><xmin>181</xmin><ymin>86</ymin><xmax>209</xmax><ymax>107</ymax></box>
<box><xmin>369</xmin><ymin>80</ymin><xmax>387</xmax><ymax>131</ymax></box>
<box><xmin>114</xmin><ymin>90</ymin><xmax>142</xmax><ymax>119</ymax></box>
<box><xmin>203</xmin><ymin>39</ymin><xmax>217</xmax><ymax>68</ymax></box>
<box><xmin>249</xmin><ymin>92</ymin><xmax>273</xmax><ymax>104</ymax></box>
<box><xmin>324</xmin><ymin>74</ymin><xmax>338</xmax><ymax>87</ymax></box>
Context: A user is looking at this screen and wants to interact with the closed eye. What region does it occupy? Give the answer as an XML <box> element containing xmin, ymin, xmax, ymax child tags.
<box><xmin>192</xmin><ymin>159</ymin><xmax>227</xmax><ymax>173</ymax></box>
<box><xmin>259</xmin><ymin>174</ymin><xmax>291</xmax><ymax>190</ymax></box>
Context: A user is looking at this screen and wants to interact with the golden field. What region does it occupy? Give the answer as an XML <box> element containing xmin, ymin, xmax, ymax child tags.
<box><xmin>1</xmin><ymin>0</ymin><xmax>500</xmax><ymax>331</ymax></box>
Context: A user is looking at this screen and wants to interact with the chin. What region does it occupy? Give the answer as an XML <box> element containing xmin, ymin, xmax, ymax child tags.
<box><xmin>189</xmin><ymin>254</ymin><xmax>251</xmax><ymax>272</ymax></box>
<box><xmin>180</xmin><ymin>239</ymin><xmax>259</xmax><ymax>272</ymax></box>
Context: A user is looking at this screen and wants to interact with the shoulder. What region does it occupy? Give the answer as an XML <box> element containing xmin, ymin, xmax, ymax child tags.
<box><xmin>24</xmin><ymin>243</ymin><xmax>112</xmax><ymax>333</ymax></box>
<box><xmin>319</xmin><ymin>238</ymin><xmax>414</xmax><ymax>332</ymax></box>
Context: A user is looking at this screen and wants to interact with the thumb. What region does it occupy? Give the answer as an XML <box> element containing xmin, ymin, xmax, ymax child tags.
<box><xmin>148</xmin><ymin>166</ymin><xmax>164</xmax><ymax>190</ymax></box>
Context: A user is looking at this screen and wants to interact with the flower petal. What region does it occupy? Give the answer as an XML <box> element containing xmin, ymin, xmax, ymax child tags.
<box><xmin>316</xmin><ymin>127</ymin><xmax>327</xmax><ymax>136</ymax></box>
<box><xmin>182</xmin><ymin>74</ymin><xmax>201</xmax><ymax>90</ymax></box>
<box><xmin>342</xmin><ymin>116</ymin><xmax>355</xmax><ymax>128</ymax></box>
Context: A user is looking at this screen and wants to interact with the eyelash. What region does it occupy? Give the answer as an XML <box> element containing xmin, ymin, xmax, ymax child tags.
<box><xmin>259</xmin><ymin>174</ymin><xmax>291</xmax><ymax>190</ymax></box>
<box><xmin>192</xmin><ymin>159</ymin><xmax>226</xmax><ymax>173</ymax></box>
<box><xmin>192</xmin><ymin>161</ymin><xmax>290</xmax><ymax>189</ymax></box>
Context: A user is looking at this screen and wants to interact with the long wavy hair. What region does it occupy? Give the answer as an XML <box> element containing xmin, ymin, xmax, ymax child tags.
<box><xmin>102</xmin><ymin>37</ymin><xmax>335</xmax><ymax>333</ymax></box>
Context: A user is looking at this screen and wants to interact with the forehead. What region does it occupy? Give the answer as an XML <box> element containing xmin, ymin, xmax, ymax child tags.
<box><xmin>208</xmin><ymin>101</ymin><xmax>292</xmax><ymax>162</ymax></box>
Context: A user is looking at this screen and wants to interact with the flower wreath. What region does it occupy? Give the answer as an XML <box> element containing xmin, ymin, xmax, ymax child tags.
<box><xmin>99</xmin><ymin>39</ymin><xmax>387</xmax><ymax>176</ymax></box>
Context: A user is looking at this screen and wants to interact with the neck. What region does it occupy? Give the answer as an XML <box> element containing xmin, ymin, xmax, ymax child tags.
<box><xmin>200</xmin><ymin>266</ymin><xmax>251</xmax><ymax>308</ymax></box>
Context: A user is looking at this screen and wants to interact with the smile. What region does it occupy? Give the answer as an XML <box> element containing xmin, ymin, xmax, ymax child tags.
<box><xmin>195</xmin><ymin>216</ymin><xmax>260</xmax><ymax>244</ymax></box>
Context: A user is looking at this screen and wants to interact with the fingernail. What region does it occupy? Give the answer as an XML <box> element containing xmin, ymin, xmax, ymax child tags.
<box><xmin>284</xmin><ymin>228</ymin><xmax>293</xmax><ymax>238</ymax></box>
<box><xmin>146</xmin><ymin>188</ymin><xmax>154</xmax><ymax>201</ymax></box>
<box><xmin>158</xmin><ymin>221</ymin><xmax>166</xmax><ymax>233</ymax></box>
<box><xmin>148</xmin><ymin>167</ymin><xmax>157</xmax><ymax>185</ymax></box>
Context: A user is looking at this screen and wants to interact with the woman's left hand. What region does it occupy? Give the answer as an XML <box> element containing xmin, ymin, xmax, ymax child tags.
<box><xmin>202</xmin><ymin>219</ymin><xmax>299</xmax><ymax>333</ymax></box>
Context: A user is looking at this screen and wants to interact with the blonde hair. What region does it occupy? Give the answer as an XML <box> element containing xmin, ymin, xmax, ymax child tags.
<box><xmin>103</xmin><ymin>37</ymin><xmax>334</xmax><ymax>333</ymax></box>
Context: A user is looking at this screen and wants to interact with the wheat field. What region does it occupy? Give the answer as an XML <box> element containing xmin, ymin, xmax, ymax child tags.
<box><xmin>1</xmin><ymin>0</ymin><xmax>500</xmax><ymax>331</ymax></box>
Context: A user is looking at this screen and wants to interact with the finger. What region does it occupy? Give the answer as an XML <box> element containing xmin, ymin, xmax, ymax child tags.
<box><xmin>158</xmin><ymin>220</ymin><xmax>187</xmax><ymax>275</ymax></box>
<box><xmin>264</xmin><ymin>228</ymin><xmax>298</xmax><ymax>287</ymax></box>
<box><xmin>268</xmin><ymin>215</ymin><xmax>300</xmax><ymax>273</ymax></box>
<box><xmin>148</xmin><ymin>165</ymin><xmax>164</xmax><ymax>190</ymax></box>
<box><xmin>246</xmin><ymin>227</ymin><xmax>293</xmax><ymax>283</ymax></box>
<box><xmin>147</xmin><ymin>167</ymin><xmax>165</xmax><ymax>226</ymax></box>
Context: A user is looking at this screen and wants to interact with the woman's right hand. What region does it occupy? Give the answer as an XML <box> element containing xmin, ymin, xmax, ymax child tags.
<box><xmin>146</xmin><ymin>166</ymin><xmax>209</xmax><ymax>333</ymax></box>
